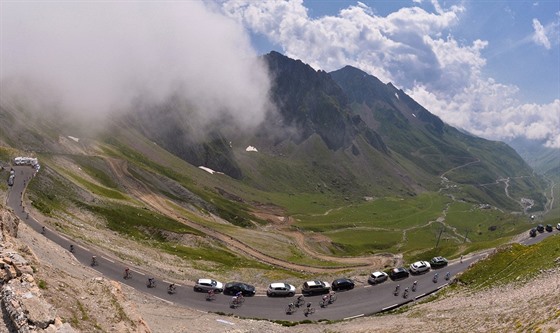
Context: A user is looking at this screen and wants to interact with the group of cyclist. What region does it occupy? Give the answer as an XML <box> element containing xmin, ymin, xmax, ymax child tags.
<box><xmin>320</xmin><ymin>291</ymin><xmax>337</xmax><ymax>307</ymax></box>
<box><xmin>393</xmin><ymin>271</ymin><xmax>452</xmax><ymax>298</ymax></box>
<box><xmin>286</xmin><ymin>295</ymin><xmax>315</xmax><ymax>316</ymax></box>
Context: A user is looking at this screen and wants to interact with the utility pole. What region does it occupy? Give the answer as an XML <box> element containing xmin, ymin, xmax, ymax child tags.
<box><xmin>435</xmin><ymin>227</ymin><xmax>444</xmax><ymax>248</ymax></box>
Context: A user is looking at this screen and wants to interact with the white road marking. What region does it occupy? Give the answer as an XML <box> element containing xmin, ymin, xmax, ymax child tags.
<box><xmin>436</xmin><ymin>283</ymin><xmax>449</xmax><ymax>290</ymax></box>
<box><xmin>344</xmin><ymin>314</ymin><xmax>364</xmax><ymax>320</ymax></box>
<box><xmin>382</xmin><ymin>304</ymin><xmax>399</xmax><ymax>311</ymax></box>
<box><xmin>154</xmin><ymin>296</ymin><xmax>173</xmax><ymax>305</ymax></box>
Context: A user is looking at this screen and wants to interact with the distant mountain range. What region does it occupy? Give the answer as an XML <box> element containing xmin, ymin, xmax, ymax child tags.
<box><xmin>507</xmin><ymin>137</ymin><xmax>559</xmax><ymax>178</ymax></box>
<box><xmin>0</xmin><ymin>51</ymin><xmax>548</xmax><ymax>212</ymax></box>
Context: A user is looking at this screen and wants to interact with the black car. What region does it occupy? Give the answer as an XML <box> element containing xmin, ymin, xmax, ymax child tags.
<box><xmin>389</xmin><ymin>267</ymin><xmax>410</xmax><ymax>280</ymax></box>
<box><xmin>529</xmin><ymin>228</ymin><xmax>537</xmax><ymax>237</ymax></box>
<box><xmin>545</xmin><ymin>224</ymin><xmax>553</xmax><ymax>232</ymax></box>
<box><xmin>537</xmin><ymin>224</ymin><xmax>545</xmax><ymax>233</ymax></box>
<box><xmin>331</xmin><ymin>278</ymin><xmax>355</xmax><ymax>291</ymax></box>
<box><xmin>224</xmin><ymin>282</ymin><xmax>256</xmax><ymax>296</ymax></box>
<box><xmin>430</xmin><ymin>256</ymin><xmax>448</xmax><ymax>268</ymax></box>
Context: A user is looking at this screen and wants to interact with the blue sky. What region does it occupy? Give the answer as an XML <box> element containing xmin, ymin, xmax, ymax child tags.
<box><xmin>221</xmin><ymin>0</ymin><xmax>560</xmax><ymax>147</ymax></box>
<box><xmin>2</xmin><ymin>1</ymin><xmax>559</xmax><ymax>148</ymax></box>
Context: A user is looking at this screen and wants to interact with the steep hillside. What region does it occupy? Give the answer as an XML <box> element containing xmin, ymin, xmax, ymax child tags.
<box><xmin>330</xmin><ymin>65</ymin><xmax>548</xmax><ymax>210</ymax></box>
<box><xmin>508</xmin><ymin>137</ymin><xmax>560</xmax><ymax>177</ymax></box>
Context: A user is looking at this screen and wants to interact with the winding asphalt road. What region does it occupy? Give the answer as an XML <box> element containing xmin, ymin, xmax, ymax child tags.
<box><xmin>6</xmin><ymin>165</ymin><xmax>557</xmax><ymax>322</ymax></box>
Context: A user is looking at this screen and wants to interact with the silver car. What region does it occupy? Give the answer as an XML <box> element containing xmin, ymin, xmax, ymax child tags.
<box><xmin>194</xmin><ymin>278</ymin><xmax>223</xmax><ymax>292</ymax></box>
<box><xmin>368</xmin><ymin>271</ymin><xmax>389</xmax><ymax>284</ymax></box>
<box><xmin>266</xmin><ymin>282</ymin><xmax>296</xmax><ymax>297</ymax></box>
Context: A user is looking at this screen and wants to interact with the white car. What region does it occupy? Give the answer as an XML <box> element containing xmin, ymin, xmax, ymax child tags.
<box><xmin>194</xmin><ymin>278</ymin><xmax>223</xmax><ymax>292</ymax></box>
<box><xmin>368</xmin><ymin>271</ymin><xmax>389</xmax><ymax>284</ymax></box>
<box><xmin>266</xmin><ymin>282</ymin><xmax>296</xmax><ymax>297</ymax></box>
<box><xmin>557</xmin><ymin>223</ymin><xmax>560</xmax><ymax>231</ymax></box>
<box><xmin>409</xmin><ymin>261</ymin><xmax>431</xmax><ymax>274</ymax></box>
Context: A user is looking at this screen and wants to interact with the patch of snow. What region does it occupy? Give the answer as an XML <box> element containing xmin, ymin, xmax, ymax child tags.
<box><xmin>246</xmin><ymin>146</ymin><xmax>258</xmax><ymax>152</ymax></box>
<box><xmin>68</xmin><ymin>136</ymin><xmax>80</xmax><ymax>142</ymax></box>
<box><xmin>198</xmin><ymin>166</ymin><xmax>216</xmax><ymax>174</ymax></box>
<box><xmin>412</xmin><ymin>113</ymin><xmax>416</xmax><ymax>117</ymax></box>
<box><xmin>395</xmin><ymin>92</ymin><xmax>399</xmax><ymax>99</ymax></box>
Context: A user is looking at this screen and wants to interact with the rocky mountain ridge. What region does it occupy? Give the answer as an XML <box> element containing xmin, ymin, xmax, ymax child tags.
<box><xmin>120</xmin><ymin>51</ymin><xmax>546</xmax><ymax>210</ymax></box>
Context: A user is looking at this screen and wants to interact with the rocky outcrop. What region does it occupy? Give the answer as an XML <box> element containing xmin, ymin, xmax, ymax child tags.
<box><xmin>0</xmin><ymin>208</ymin><xmax>75</xmax><ymax>333</ymax></box>
<box><xmin>1</xmin><ymin>209</ymin><xmax>19</xmax><ymax>241</ymax></box>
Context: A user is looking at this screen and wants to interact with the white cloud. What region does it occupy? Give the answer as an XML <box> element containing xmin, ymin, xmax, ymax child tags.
<box><xmin>531</xmin><ymin>15</ymin><xmax>560</xmax><ymax>50</ymax></box>
<box><xmin>1</xmin><ymin>1</ymin><xmax>272</xmax><ymax>130</ymax></box>
<box><xmin>221</xmin><ymin>0</ymin><xmax>560</xmax><ymax>148</ymax></box>
<box><xmin>222</xmin><ymin>0</ymin><xmax>464</xmax><ymax>86</ymax></box>
<box><xmin>532</xmin><ymin>18</ymin><xmax>551</xmax><ymax>49</ymax></box>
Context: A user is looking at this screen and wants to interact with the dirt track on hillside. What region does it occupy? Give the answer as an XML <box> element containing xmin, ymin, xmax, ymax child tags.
<box><xmin>105</xmin><ymin>157</ymin><xmax>394</xmax><ymax>273</ymax></box>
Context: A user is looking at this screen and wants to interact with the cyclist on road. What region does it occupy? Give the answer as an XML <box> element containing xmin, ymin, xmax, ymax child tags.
<box><xmin>304</xmin><ymin>302</ymin><xmax>314</xmax><ymax>317</ymax></box>
<box><xmin>445</xmin><ymin>272</ymin><xmax>451</xmax><ymax>280</ymax></box>
<box><xmin>412</xmin><ymin>280</ymin><xmax>418</xmax><ymax>291</ymax></box>
<box><xmin>124</xmin><ymin>268</ymin><xmax>131</xmax><ymax>279</ymax></box>
<box><xmin>91</xmin><ymin>256</ymin><xmax>97</xmax><ymax>266</ymax></box>
<box><xmin>286</xmin><ymin>302</ymin><xmax>296</xmax><ymax>314</ymax></box>
<box><xmin>234</xmin><ymin>291</ymin><xmax>244</xmax><ymax>303</ymax></box>
<box><xmin>394</xmin><ymin>284</ymin><xmax>400</xmax><ymax>296</ymax></box>
<box><xmin>433</xmin><ymin>273</ymin><xmax>439</xmax><ymax>283</ymax></box>
<box><xmin>168</xmin><ymin>283</ymin><xmax>176</xmax><ymax>294</ymax></box>
<box><xmin>69</xmin><ymin>244</ymin><xmax>74</xmax><ymax>253</ymax></box>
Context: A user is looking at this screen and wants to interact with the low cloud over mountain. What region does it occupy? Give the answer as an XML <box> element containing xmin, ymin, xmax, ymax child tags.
<box><xmin>1</xmin><ymin>1</ymin><xmax>273</xmax><ymax>133</ymax></box>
